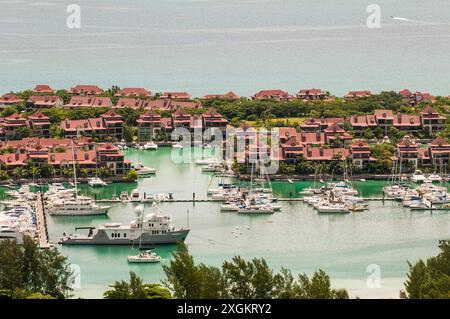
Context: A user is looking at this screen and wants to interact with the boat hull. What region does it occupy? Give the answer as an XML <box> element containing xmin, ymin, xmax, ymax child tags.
<box><xmin>60</xmin><ymin>229</ymin><xmax>189</xmax><ymax>245</ymax></box>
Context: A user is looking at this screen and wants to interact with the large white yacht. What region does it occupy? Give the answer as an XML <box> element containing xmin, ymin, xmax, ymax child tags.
<box><xmin>47</xmin><ymin>199</ymin><xmax>110</xmax><ymax>216</ymax></box>
<box><xmin>59</xmin><ymin>204</ymin><xmax>190</xmax><ymax>245</ymax></box>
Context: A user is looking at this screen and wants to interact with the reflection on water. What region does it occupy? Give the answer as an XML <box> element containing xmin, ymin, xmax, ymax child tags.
<box><xmin>0</xmin><ymin>148</ymin><xmax>448</xmax><ymax>298</ymax></box>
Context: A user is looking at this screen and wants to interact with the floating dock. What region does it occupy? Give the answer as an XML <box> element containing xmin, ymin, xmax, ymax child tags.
<box><xmin>96</xmin><ymin>197</ymin><xmax>395</xmax><ymax>204</ymax></box>
<box><xmin>35</xmin><ymin>193</ymin><xmax>50</xmax><ymax>249</ymax></box>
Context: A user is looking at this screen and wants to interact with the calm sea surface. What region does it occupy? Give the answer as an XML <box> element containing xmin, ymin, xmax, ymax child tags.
<box><xmin>2</xmin><ymin>148</ymin><xmax>449</xmax><ymax>298</ymax></box>
<box><xmin>0</xmin><ymin>0</ymin><xmax>449</xmax><ymax>96</ymax></box>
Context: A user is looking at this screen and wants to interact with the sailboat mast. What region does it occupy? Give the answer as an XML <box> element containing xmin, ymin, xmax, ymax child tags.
<box><xmin>71</xmin><ymin>141</ymin><xmax>78</xmax><ymax>199</ymax></box>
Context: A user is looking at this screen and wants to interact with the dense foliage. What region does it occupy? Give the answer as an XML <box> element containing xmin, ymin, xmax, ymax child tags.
<box><xmin>0</xmin><ymin>236</ymin><xmax>73</xmax><ymax>299</ymax></box>
<box><xmin>162</xmin><ymin>242</ymin><xmax>348</xmax><ymax>299</ymax></box>
<box><xmin>401</xmin><ymin>240</ymin><xmax>450</xmax><ymax>299</ymax></box>
<box><xmin>103</xmin><ymin>272</ymin><xmax>171</xmax><ymax>299</ymax></box>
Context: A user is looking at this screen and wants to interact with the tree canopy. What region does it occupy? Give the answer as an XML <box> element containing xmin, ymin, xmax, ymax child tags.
<box><xmin>0</xmin><ymin>236</ymin><xmax>73</xmax><ymax>299</ymax></box>
<box><xmin>401</xmin><ymin>240</ymin><xmax>450</xmax><ymax>299</ymax></box>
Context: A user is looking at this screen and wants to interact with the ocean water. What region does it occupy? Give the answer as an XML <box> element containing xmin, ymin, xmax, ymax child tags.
<box><xmin>1</xmin><ymin>148</ymin><xmax>447</xmax><ymax>299</ymax></box>
<box><xmin>0</xmin><ymin>0</ymin><xmax>449</xmax><ymax>96</ymax></box>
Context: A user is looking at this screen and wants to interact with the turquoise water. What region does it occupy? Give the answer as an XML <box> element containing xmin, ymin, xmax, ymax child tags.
<box><xmin>1</xmin><ymin>148</ymin><xmax>447</xmax><ymax>298</ymax></box>
<box><xmin>1</xmin><ymin>0</ymin><xmax>450</xmax><ymax>95</ymax></box>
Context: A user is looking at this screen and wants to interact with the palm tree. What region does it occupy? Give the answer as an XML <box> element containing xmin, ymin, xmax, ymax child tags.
<box><xmin>30</xmin><ymin>166</ymin><xmax>41</xmax><ymax>182</ymax></box>
<box><xmin>12</xmin><ymin>167</ymin><xmax>28</xmax><ymax>181</ymax></box>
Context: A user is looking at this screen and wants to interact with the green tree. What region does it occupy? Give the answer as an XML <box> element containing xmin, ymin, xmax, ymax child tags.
<box><xmin>104</xmin><ymin>272</ymin><xmax>171</xmax><ymax>299</ymax></box>
<box><xmin>0</xmin><ymin>237</ymin><xmax>73</xmax><ymax>299</ymax></box>
<box><xmin>12</xmin><ymin>166</ymin><xmax>28</xmax><ymax>180</ymax></box>
<box><xmin>124</xmin><ymin>169</ymin><xmax>138</xmax><ymax>182</ymax></box>
<box><xmin>401</xmin><ymin>240</ymin><xmax>450</xmax><ymax>299</ymax></box>
<box><xmin>163</xmin><ymin>242</ymin><xmax>348</xmax><ymax>299</ymax></box>
<box><xmin>49</xmin><ymin>124</ymin><xmax>63</xmax><ymax>138</ymax></box>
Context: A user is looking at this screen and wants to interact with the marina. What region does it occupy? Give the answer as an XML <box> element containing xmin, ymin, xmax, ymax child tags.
<box><xmin>0</xmin><ymin>148</ymin><xmax>449</xmax><ymax>298</ymax></box>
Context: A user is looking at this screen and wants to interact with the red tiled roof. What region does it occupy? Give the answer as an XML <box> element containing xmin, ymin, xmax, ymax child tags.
<box><xmin>297</xmin><ymin>88</ymin><xmax>325</xmax><ymax>97</ymax></box>
<box><xmin>0</xmin><ymin>94</ymin><xmax>22</xmax><ymax>104</ymax></box>
<box><xmin>27</xmin><ymin>95</ymin><xmax>62</xmax><ymax>107</ymax></box>
<box><xmin>345</xmin><ymin>90</ymin><xmax>372</xmax><ymax>98</ymax></box>
<box><xmin>28</xmin><ymin>111</ymin><xmax>50</xmax><ymax>121</ymax></box>
<box><xmin>115</xmin><ymin>98</ymin><xmax>143</xmax><ymax>109</ymax></box>
<box><xmin>253</xmin><ymin>89</ymin><xmax>289</xmax><ymax>99</ymax></box>
<box><xmin>430</xmin><ymin>137</ymin><xmax>450</xmax><ymax>147</ymax></box>
<box><xmin>374</xmin><ymin>109</ymin><xmax>394</xmax><ymax>120</ymax></box>
<box><xmin>115</xmin><ymin>87</ymin><xmax>151</xmax><ymax>97</ymax></box>
<box><xmin>202</xmin><ymin>91</ymin><xmax>239</xmax><ymax>100</ymax></box>
<box><xmin>161</xmin><ymin>92</ymin><xmax>191</xmax><ymax>99</ymax></box>
<box><xmin>32</xmin><ymin>84</ymin><xmax>54</xmax><ymax>93</ymax></box>
<box><xmin>393</xmin><ymin>113</ymin><xmax>421</xmax><ymax>126</ymax></box>
<box><xmin>69</xmin><ymin>85</ymin><xmax>103</xmax><ymax>95</ymax></box>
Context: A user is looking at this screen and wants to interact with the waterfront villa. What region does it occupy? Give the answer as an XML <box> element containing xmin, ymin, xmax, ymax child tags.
<box><xmin>136</xmin><ymin>110</ymin><xmax>166</xmax><ymax>142</ymax></box>
<box><xmin>349</xmin><ymin>140</ymin><xmax>374</xmax><ymax>171</ymax></box>
<box><xmin>26</xmin><ymin>95</ymin><xmax>63</xmax><ymax>110</ymax></box>
<box><xmin>201</xmin><ymin>91</ymin><xmax>239</xmax><ymax>100</ymax></box>
<box><xmin>0</xmin><ymin>138</ymin><xmax>129</xmax><ymax>177</ymax></box>
<box><xmin>296</xmin><ymin>88</ymin><xmax>327</xmax><ymax>101</ymax></box>
<box><xmin>2</xmin><ymin>113</ymin><xmax>28</xmax><ymax>139</ymax></box>
<box><xmin>32</xmin><ymin>84</ymin><xmax>54</xmax><ymax>94</ymax></box>
<box><xmin>344</xmin><ymin>90</ymin><xmax>372</xmax><ymax>100</ymax></box>
<box><xmin>69</xmin><ymin>85</ymin><xmax>104</xmax><ymax>95</ymax></box>
<box><xmin>300</xmin><ymin>118</ymin><xmax>344</xmax><ymax>132</ymax></box>
<box><xmin>399</xmin><ymin>89</ymin><xmax>436</xmax><ymax>105</ymax></box>
<box><xmin>114</xmin><ymin>87</ymin><xmax>152</xmax><ymax>97</ymax></box>
<box><xmin>60</xmin><ymin>110</ymin><xmax>123</xmax><ymax>140</ymax></box>
<box><xmin>28</xmin><ymin>112</ymin><xmax>51</xmax><ymax>138</ymax></box>
<box><xmin>160</xmin><ymin>92</ymin><xmax>191</xmax><ymax>100</ymax></box>
<box><xmin>350</xmin><ymin>106</ymin><xmax>445</xmax><ymax>137</ymax></box>
<box><xmin>252</xmin><ymin>89</ymin><xmax>291</xmax><ymax>101</ymax></box>
<box><xmin>64</xmin><ymin>96</ymin><xmax>112</xmax><ymax>109</ymax></box>
<box><xmin>420</xmin><ymin>105</ymin><xmax>446</xmax><ymax>134</ymax></box>
<box><xmin>395</xmin><ymin>136</ymin><xmax>419</xmax><ymax>172</ymax></box>
<box><xmin>0</xmin><ymin>94</ymin><xmax>22</xmax><ymax>108</ymax></box>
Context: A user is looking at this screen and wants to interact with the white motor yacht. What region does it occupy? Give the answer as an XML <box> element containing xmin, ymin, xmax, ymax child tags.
<box><xmin>47</xmin><ymin>199</ymin><xmax>110</xmax><ymax>216</ymax></box>
<box><xmin>411</xmin><ymin>170</ymin><xmax>427</xmax><ymax>183</ymax></box>
<box><xmin>133</xmin><ymin>163</ymin><xmax>157</xmax><ymax>175</ymax></box>
<box><xmin>143</xmin><ymin>141</ymin><xmax>158</xmax><ymax>150</ymax></box>
<box><xmin>427</xmin><ymin>173</ymin><xmax>442</xmax><ymax>183</ymax></box>
<box><xmin>88</xmin><ymin>177</ymin><xmax>108</xmax><ymax>187</ymax></box>
<box><xmin>172</xmin><ymin>142</ymin><xmax>183</xmax><ymax>149</ymax></box>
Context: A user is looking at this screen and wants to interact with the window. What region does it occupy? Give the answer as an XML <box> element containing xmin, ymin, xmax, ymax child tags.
<box><xmin>124</xmin><ymin>233</ymin><xmax>126</xmax><ymax>238</ymax></box>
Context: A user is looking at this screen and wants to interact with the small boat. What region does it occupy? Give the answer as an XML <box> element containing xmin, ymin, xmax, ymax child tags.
<box><xmin>120</xmin><ymin>191</ymin><xmax>130</xmax><ymax>202</ymax></box>
<box><xmin>172</xmin><ymin>142</ymin><xmax>183</xmax><ymax>149</ymax></box>
<box><xmin>427</xmin><ymin>173</ymin><xmax>442</xmax><ymax>183</ymax></box>
<box><xmin>127</xmin><ymin>250</ymin><xmax>161</xmax><ymax>263</ymax></box>
<box><xmin>133</xmin><ymin>163</ymin><xmax>157</xmax><ymax>175</ymax></box>
<box><xmin>316</xmin><ymin>203</ymin><xmax>350</xmax><ymax>214</ymax></box>
<box><xmin>220</xmin><ymin>202</ymin><xmax>240</xmax><ymax>212</ymax></box>
<box><xmin>411</xmin><ymin>170</ymin><xmax>427</xmax><ymax>183</ymax></box>
<box><xmin>143</xmin><ymin>141</ymin><xmax>158</xmax><ymax>150</ymax></box>
<box><xmin>88</xmin><ymin>177</ymin><xmax>107</xmax><ymax>187</ymax></box>
<box><xmin>287</xmin><ymin>179</ymin><xmax>293</xmax><ymax>184</ymax></box>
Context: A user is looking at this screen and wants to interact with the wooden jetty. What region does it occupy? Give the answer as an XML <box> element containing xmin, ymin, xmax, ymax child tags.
<box><xmin>35</xmin><ymin>193</ymin><xmax>50</xmax><ymax>249</ymax></box>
